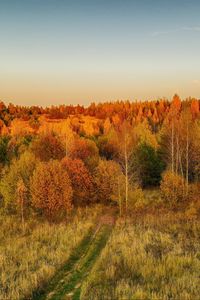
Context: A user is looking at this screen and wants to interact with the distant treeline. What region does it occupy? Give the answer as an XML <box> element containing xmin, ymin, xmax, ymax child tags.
<box><xmin>0</xmin><ymin>95</ymin><xmax>199</xmax><ymax>129</ymax></box>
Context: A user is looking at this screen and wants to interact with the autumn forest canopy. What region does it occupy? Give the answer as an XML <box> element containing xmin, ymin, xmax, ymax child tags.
<box><xmin>0</xmin><ymin>94</ymin><xmax>199</xmax><ymax>220</ymax></box>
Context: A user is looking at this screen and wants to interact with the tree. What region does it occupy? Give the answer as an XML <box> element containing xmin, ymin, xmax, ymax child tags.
<box><xmin>160</xmin><ymin>105</ymin><xmax>200</xmax><ymax>195</ymax></box>
<box><xmin>31</xmin><ymin>133</ymin><xmax>65</xmax><ymax>161</ymax></box>
<box><xmin>191</xmin><ymin>98</ymin><xmax>199</xmax><ymax>119</ymax></box>
<box><xmin>103</xmin><ymin>117</ymin><xmax>112</xmax><ymax>134</ymax></box>
<box><xmin>30</xmin><ymin>160</ymin><xmax>73</xmax><ymax>220</ymax></box>
<box><xmin>0</xmin><ymin>136</ymin><xmax>10</xmax><ymax>165</ymax></box>
<box><xmin>61</xmin><ymin>157</ymin><xmax>94</xmax><ymax>206</ymax></box>
<box><xmin>97</xmin><ymin>128</ymin><xmax>119</xmax><ymax>160</ymax></box>
<box><xmin>134</xmin><ymin>119</ymin><xmax>158</xmax><ymax>149</ymax></box>
<box><xmin>136</xmin><ymin>143</ymin><xmax>165</xmax><ymax>187</ymax></box>
<box><xmin>160</xmin><ymin>94</ymin><xmax>181</xmax><ymax>174</ymax></box>
<box><xmin>6</xmin><ymin>134</ymin><xmax>33</xmax><ymax>161</ymax></box>
<box><xmin>95</xmin><ymin>159</ymin><xmax>123</xmax><ymax>208</ymax></box>
<box><xmin>0</xmin><ymin>151</ymin><xmax>37</xmax><ymax>212</ymax></box>
<box><xmin>68</xmin><ymin>138</ymin><xmax>99</xmax><ymax>172</ymax></box>
<box><xmin>116</xmin><ymin>122</ymin><xmax>137</xmax><ymax>214</ymax></box>
<box><xmin>16</xmin><ymin>178</ymin><xmax>27</xmax><ymax>232</ymax></box>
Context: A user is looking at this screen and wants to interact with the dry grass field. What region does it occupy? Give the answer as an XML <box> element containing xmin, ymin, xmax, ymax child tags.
<box><xmin>0</xmin><ymin>206</ymin><xmax>102</xmax><ymax>300</ymax></box>
<box><xmin>81</xmin><ymin>213</ymin><xmax>200</xmax><ymax>300</ymax></box>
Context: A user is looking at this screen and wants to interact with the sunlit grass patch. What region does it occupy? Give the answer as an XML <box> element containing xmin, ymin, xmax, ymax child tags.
<box><xmin>81</xmin><ymin>215</ymin><xmax>200</xmax><ymax>300</ymax></box>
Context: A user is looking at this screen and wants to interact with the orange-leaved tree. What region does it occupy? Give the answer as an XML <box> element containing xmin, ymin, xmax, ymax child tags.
<box><xmin>61</xmin><ymin>157</ymin><xmax>94</xmax><ymax>206</ymax></box>
<box><xmin>68</xmin><ymin>138</ymin><xmax>99</xmax><ymax>172</ymax></box>
<box><xmin>30</xmin><ymin>160</ymin><xmax>73</xmax><ymax>221</ymax></box>
<box><xmin>31</xmin><ymin>133</ymin><xmax>65</xmax><ymax>162</ymax></box>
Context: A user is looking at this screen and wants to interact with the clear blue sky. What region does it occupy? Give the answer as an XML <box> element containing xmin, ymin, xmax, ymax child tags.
<box><xmin>0</xmin><ymin>0</ymin><xmax>200</xmax><ymax>106</ymax></box>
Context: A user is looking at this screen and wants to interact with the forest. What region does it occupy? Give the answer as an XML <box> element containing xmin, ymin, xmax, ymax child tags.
<box><xmin>0</xmin><ymin>94</ymin><xmax>200</xmax><ymax>300</ymax></box>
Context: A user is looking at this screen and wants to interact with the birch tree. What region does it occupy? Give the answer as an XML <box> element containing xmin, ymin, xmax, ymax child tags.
<box><xmin>116</xmin><ymin>121</ymin><xmax>137</xmax><ymax>215</ymax></box>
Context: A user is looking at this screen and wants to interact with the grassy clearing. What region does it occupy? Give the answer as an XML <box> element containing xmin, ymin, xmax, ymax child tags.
<box><xmin>0</xmin><ymin>206</ymin><xmax>102</xmax><ymax>300</ymax></box>
<box><xmin>81</xmin><ymin>214</ymin><xmax>200</xmax><ymax>300</ymax></box>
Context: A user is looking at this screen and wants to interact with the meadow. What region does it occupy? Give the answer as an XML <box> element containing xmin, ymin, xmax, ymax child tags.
<box><xmin>0</xmin><ymin>206</ymin><xmax>101</xmax><ymax>300</ymax></box>
<box><xmin>81</xmin><ymin>213</ymin><xmax>200</xmax><ymax>300</ymax></box>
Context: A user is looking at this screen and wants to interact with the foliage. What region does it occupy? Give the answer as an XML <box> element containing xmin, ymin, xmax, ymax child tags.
<box><xmin>97</xmin><ymin>128</ymin><xmax>119</xmax><ymax>160</ymax></box>
<box><xmin>30</xmin><ymin>160</ymin><xmax>73</xmax><ymax>220</ymax></box>
<box><xmin>68</xmin><ymin>137</ymin><xmax>99</xmax><ymax>172</ymax></box>
<box><xmin>31</xmin><ymin>133</ymin><xmax>65</xmax><ymax>161</ymax></box>
<box><xmin>160</xmin><ymin>171</ymin><xmax>186</xmax><ymax>208</ymax></box>
<box><xmin>136</xmin><ymin>143</ymin><xmax>165</xmax><ymax>187</ymax></box>
<box><xmin>29</xmin><ymin>116</ymin><xmax>40</xmax><ymax>130</ymax></box>
<box><xmin>0</xmin><ymin>136</ymin><xmax>10</xmax><ymax>165</ymax></box>
<box><xmin>6</xmin><ymin>134</ymin><xmax>33</xmax><ymax>160</ymax></box>
<box><xmin>94</xmin><ymin>160</ymin><xmax>123</xmax><ymax>204</ymax></box>
<box><xmin>61</xmin><ymin>157</ymin><xmax>94</xmax><ymax>206</ymax></box>
<box><xmin>134</xmin><ymin>120</ymin><xmax>158</xmax><ymax>148</ymax></box>
<box><xmin>129</xmin><ymin>187</ymin><xmax>146</xmax><ymax>210</ymax></box>
<box><xmin>0</xmin><ymin>151</ymin><xmax>38</xmax><ymax>212</ymax></box>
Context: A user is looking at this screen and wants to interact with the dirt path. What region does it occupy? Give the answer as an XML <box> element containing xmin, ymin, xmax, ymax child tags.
<box><xmin>32</xmin><ymin>212</ymin><xmax>115</xmax><ymax>300</ymax></box>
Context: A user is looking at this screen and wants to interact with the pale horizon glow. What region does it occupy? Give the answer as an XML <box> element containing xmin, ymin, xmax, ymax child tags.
<box><xmin>0</xmin><ymin>0</ymin><xmax>200</xmax><ymax>106</ymax></box>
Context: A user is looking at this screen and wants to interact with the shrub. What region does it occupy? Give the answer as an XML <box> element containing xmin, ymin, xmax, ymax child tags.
<box><xmin>160</xmin><ymin>171</ymin><xmax>185</xmax><ymax>208</ymax></box>
<box><xmin>129</xmin><ymin>187</ymin><xmax>147</xmax><ymax>210</ymax></box>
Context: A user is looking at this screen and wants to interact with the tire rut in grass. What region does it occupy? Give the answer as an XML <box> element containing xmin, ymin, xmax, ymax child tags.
<box><xmin>33</xmin><ymin>224</ymin><xmax>113</xmax><ymax>300</ymax></box>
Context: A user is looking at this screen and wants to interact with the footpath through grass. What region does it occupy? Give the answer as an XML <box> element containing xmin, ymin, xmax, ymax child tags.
<box><xmin>32</xmin><ymin>222</ymin><xmax>113</xmax><ymax>300</ymax></box>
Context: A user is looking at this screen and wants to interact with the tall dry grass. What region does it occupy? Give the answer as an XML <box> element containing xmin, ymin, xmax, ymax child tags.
<box><xmin>81</xmin><ymin>213</ymin><xmax>200</xmax><ymax>300</ymax></box>
<box><xmin>0</xmin><ymin>205</ymin><xmax>101</xmax><ymax>300</ymax></box>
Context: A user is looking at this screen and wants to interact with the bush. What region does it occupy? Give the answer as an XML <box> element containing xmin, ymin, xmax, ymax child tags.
<box><xmin>160</xmin><ymin>171</ymin><xmax>185</xmax><ymax>208</ymax></box>
<box><xmin>129</xmin><ymin>187</ymin><xmax>147</xmax><ymax>210</ymax></box>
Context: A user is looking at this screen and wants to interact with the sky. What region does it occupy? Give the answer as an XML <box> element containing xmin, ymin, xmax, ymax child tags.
<box><xmin>0</xmin><ymin>0</ymin><xmax>200</xmax><ymax>106</ymax></box>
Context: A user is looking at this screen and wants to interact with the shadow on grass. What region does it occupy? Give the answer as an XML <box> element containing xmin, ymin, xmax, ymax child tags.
<box><xmin>31</xmin><ymin>228</ymin><xmax>94</xmax><ymax>300</ymax></box>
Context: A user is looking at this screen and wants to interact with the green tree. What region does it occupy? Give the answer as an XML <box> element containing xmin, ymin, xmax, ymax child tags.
<box><xmin>0</xmin><ymin>151</ymin><xmax>38</xmax><ymax>212</ymax></box>
<box><xmin>0</xmin><ymin>136</ymin><xmax>10</xmax><ymax>165</ymax></box>
<box><xmin>136</xmin><ymin>143</ymin><xmax>165</xmax><ymax>187</ymax></box>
